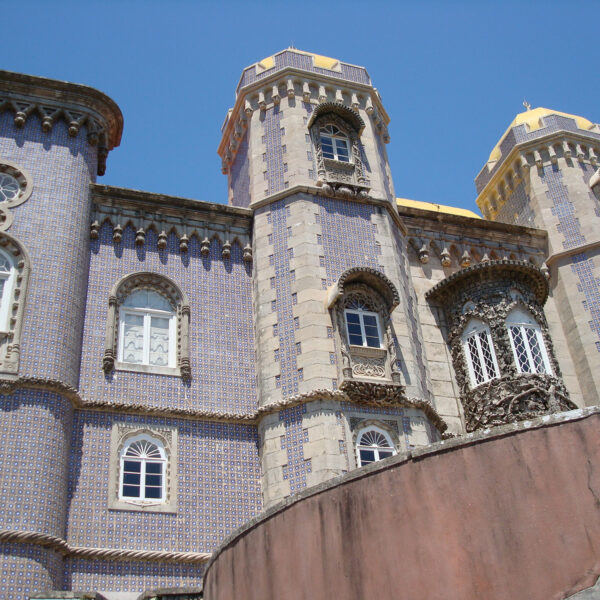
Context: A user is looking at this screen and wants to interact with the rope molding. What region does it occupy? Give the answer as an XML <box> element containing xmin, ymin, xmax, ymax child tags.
<box><xmin>0</xmin><ymin>529</ymin><xmax>210</xmax><ymax>564</ymax></box>
<box><xmin>0</xmin><ymin>377</ymin><xmax>447</xmax><ymax>430</ymax></box>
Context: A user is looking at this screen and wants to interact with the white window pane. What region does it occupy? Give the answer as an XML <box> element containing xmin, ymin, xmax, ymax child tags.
<box><xmin>526</xmin><ymin>328</ymin><xmax>546</xmax><ymax>373</ymax></box>
<box><xmin>122</xmin><ymin>314</ymin><xmax>144</xmax><ymax>363</ymax></box>
<box><xmin>478</xmin><ymin>332</ymin><xmax>498</xmax><ymax>379</ymax></box>
<box><xmin>149</xmin><ymin>316</ymin><xmax>170</xmax><ymax>366</ymax></box>
<box><xmin>123</xmin><ymin>290</ymin><xmax>171</xmax><ymax>312</ymax></box>
<box><xmin>510</xmin><ymin>326</ymin><xmax>531</xmax><ymax>372</ymax></box>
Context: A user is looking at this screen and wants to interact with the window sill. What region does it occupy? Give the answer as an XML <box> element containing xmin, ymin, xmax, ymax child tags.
<box><xmin>323</xmin><ymin>157</ymin><xmax>354</xmax><ymax>170</ymax></box>
<box><xmin>115</xmin><ymin>362</ymin><xmax>181</xmax><ymax>377</ymax></box>
<box><xmin>349</xmin><ymin>345</ymin><xmax>386</xmax><ymax>358</ymax></box>
<box><xmin>108</xmin><ymin>499</ymin><xmax>177</xmax><ymax>514</ymax></box>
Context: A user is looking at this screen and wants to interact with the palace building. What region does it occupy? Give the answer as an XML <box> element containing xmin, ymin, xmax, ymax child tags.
<box><xmin>1</xmin><ymin>48</ymin><xmax>600</xmax><ymax>599</ymax></box>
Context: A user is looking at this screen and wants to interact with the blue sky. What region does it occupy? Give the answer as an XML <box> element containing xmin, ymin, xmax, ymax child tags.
<box><xmin>3</xmin><ymin>0</ymin><xmax>598</xmax><ymax>213</ymax></box>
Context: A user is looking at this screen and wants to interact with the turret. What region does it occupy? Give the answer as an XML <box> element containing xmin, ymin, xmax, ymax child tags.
<box><xmin>475</xmin><ymin>106</ymin><xmax>600</xmax><ymax>405</ymax></box>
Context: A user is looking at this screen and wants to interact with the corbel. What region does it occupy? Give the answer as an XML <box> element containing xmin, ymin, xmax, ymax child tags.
<box><xmin>548</xmin><ymin>144</ymin><xmax>558</xmax><ymax>164</ymax></box>
<box><xmin>258</xmin><ymin>91</ymin><xmax>266</xmax><ymax>111</ymax></box>
<box><xmin>589</xmin><ymin>147</ymin><xmax>598</xmax><ymax>166</ymax></box>
<box><xmin>335</xmin><ymin>89</ymin><xmax>344</xmax><ymax>103</ymax></box>
<box><xmin>200</xmin><ymin>226</ymin><xmax>210</xmax><ymax>256</ymax></box>
<box><xmin>576</xmin><ymin>144</ymin><xmax>585</xmax><ymax>161</ymax></box>
<box><xmin>222</xmin><ymin>227</ymin><xmax>231</xmax><ymax>259</ymax></box>
<box><xmin>365</xmin><ymin>96</ymin><xmax>374</xmax><ymax>115</ymax></box>
<box><xmin>90</xmin><ymin>220</ymin><xmax>100</xmax><ymax>240</ymax></box>
<box><xmin>533</xmin><ymin>148</ymin><xmax>543</xmax><ymax>168</ymax></box>
<box><xmin>112</xmin><ymin>223</ymin><xmax>123</xmax><ymax>244</ymax></box>
<box><xmin>318</xmin><ymin>85</ymin><xmax>327</xmax><ymax>104</ymax></box>
<box><xmin>302</xmin><ymin>82</ymin><xmax>311</xmax><ymax>102</ymax></box>
<box><xmin>562</xmin><ymin>141</ymin><xmax>572</xmax><ymax>159</ymax></box>
<box><xmin>272</xmin><ymin>85</ymin><xmax>281</xmax><ymax>105</ymax></box>
<box><xmin>351</xmin><ymin>93</ymin><xmax>359</xmax><ymax>111</ymax></box>
<box><xmin>135</xmin><ymin>214</ymin><xmax>146</xmax><ymax>246</ymax></box>
<box><xmin>244</xmin><ymin>99</ymin><xmax>253</xmax><ymax>118</ymax></box>
<box><xmin>287</xmin><ymin>79</ymin><xmax>295</xmax><ymax>99</ymax></box>
<box><xmin>179</xmin><ymin>229</ymin><xmax>189</xmax><ymax>253</ymax></box>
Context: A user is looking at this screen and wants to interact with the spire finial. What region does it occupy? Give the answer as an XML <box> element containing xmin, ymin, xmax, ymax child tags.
<box><xmin>523</xmin><ymin>100</ymin><xmax>532</xmax><ymax>111</ymax></box>
<box><xmin>290</xmin><ymin>41</ymin><xmax>296</xmax><ymax>49</ymax></box>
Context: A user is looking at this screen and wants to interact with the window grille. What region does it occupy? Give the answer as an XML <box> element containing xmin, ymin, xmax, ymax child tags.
<box><xmin>462</xmin><ymin>320</ymin><xmax>500</xmax><ymax>387</ymax></box>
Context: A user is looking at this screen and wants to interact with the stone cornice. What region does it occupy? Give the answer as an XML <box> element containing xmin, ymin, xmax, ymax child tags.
<box><xmin>248</xmin><ymin>184</ymin><xmax>408</xmax><ymax>235</ymax></box>
<box><xmin>0</xmin><ymin>70</ymin><xmax>123</xmax><ymax>175</ymax></box>
<box><xmin>544</xmin><ymin>239</ymin><xmax>600</xmax><ymax>268</ymax></box>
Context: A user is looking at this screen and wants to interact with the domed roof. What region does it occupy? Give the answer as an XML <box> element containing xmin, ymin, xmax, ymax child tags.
<box><xmin>487</xmin><ymin>106</ymin><xmax>596</xmax><ymax>163</ymax></box>
<box><xmin>396</xmin><ymin>198</ymin><xmax>481</xmax><ymax>219</ymax></box>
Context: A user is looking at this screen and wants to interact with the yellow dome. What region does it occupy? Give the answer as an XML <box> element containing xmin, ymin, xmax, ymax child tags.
<box><xmin>396</xmin><ymin>198</ymin><xmax>481</xmax><ymax>219</ymax></box>
<box><xmin>487</xmin><ymin>107</ymin><xmax>595</xmax><ymax>163</ymax></box>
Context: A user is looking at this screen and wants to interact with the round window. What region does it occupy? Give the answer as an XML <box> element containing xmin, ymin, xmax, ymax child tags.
<box><xmin>0</xmin><ymin>173</ymin><xmax>20</xmax><ymax>203</ymax></box>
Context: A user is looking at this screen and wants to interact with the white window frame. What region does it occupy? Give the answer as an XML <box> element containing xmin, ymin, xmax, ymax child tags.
<box><xmin>462</xmin><ymin>319</ymin><xmax>500</xmax><ymax>388</ymax></box>
<box><xmin>506</xmin><ymin>308</ymin><xmax>553</xmax><ymax>375</ymax></box>
<box><xmin>356</xmin><ymin>425</ymin><xmax>396</xmax><ymax>467</ymax></box>
<box><xmin>118</xmin><ymin>295</ymin><xmax>176</xmax><ymax>368</ymax></box>
<box><xmin>344</xmin><ymin>307</ymin><xmax>383</xmax><ymax>349</ymax></box>
<box><xmin>320</xmin><ymin>125</ymin><xmax>352</xmax><ymax>163</ymax></box>
<box><xmin>119</xmin><ymin>434</ymin><xmax>167</xmax><ymax>504</ymax></box>
<box><xmin>0</xmin><ymin>248</ymin><xmax>16</xmax><ymax>333</ymax></box>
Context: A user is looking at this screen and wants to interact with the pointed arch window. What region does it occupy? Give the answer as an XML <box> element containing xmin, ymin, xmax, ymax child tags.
<box><xmin>120</xmin><ymin>435</ymin><xmax>167</xmax><ymax>503</ymax></box>
<box><xmin>506</xmin><ymin>308</ymin><xmax>552</xmax><ymax>375</ymax></box>
<box><xmin>320</xmin><ymin>125</ymin><xmax>351</xmax><ymax>162</ymax></box>
<box><xmin>119</xmin><ymin>289</ymin><xmax>176</xmax><ymax>368</ymax></box>
<box><xmin>462</xmin><ymin>319</ymin><xmax>500</xmax><ymax>387</ymax></box>
<box><xmin>356</xmin><ymin>426</ymin><xmax>396</xmax><ymax>466</ymax></box>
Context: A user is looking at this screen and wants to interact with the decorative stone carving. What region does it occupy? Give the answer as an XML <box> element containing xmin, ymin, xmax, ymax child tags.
<box><xmin>103</xmin><ymin>272</ymin><xmax>191</xmax><ymax>381</ymax></box>
<box><xmin>351</xmin><ymin>353</ymin><xmax>386</xmax><ymax>378</ymax></box>
<box><xmin>427</xmin><ymin>260</ymin><xmax>575</xmax><ymax>431</ymax></box>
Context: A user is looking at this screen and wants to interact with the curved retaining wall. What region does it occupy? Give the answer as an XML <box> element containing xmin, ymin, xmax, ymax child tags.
<box><xmin>204</xmin><ymin>407</ymin><xmax>600</xmax><ymax>600</ymax></box>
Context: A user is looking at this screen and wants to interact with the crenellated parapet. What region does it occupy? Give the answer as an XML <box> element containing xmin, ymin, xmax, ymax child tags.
<box><xmin>91</xmin><ymin>184</ymin><xmax>253</xmax><ymax>261</ymax></box>
<box><xmin>0</xmin><ymin>70</ymin><xmax>122</xmax><ymax>176</ymax></box>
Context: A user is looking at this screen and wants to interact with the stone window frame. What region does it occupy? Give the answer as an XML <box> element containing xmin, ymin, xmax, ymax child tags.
<box><xmin>505</xmin><ymin>306</ymin><xmax>553</xmax><ymax>375</ymax></box>
<box><xmin>108</xmin><ymin>423</ymin><xmax>178</xmax><ymax>514</ymax></box>
<box><xmin>461</xmin><ymin>318</ymin><xmax>500</xmax><ymax>388</ymax></box>
<box><xmin>103</xmin><ymin>272</ymin><xmax>191</xmax><ymax>380</ymax></box>
<box><xmin>328</xmin><ymin>267</ymin><xmax>401</xmax><ymax>384</ymax></box>
<box><xmin>308</xmin><ymin>103</ymin><xmax>369</xmax><ymax>195</ymax></box>
<box><xmin>0</xmin><ymin>160</ymin><xmax>33</xmax><ymax>209</ymax></box>
<box><xmin>0</xmin><ymin>232</ymin><xmax>30</xmax><ymax>379</ymax></box>
<box><xmin>351</xmin><ymin>419</ymin><xmax>399</xmax><ymax>469</ymax></box>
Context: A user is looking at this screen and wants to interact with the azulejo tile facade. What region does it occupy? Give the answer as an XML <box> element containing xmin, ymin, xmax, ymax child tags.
<box><xmin>0</xmin><ymin>48</ymin><xmax>599</xmax><ymax>599</ymax></box>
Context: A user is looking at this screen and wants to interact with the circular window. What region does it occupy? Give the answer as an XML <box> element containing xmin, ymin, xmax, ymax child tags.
<box><xmin>0</xmin><ymin>161</ymin><xmax>32</xmax><ymax>209</ymax></box>
<box><xmin>0</xmin><ymin>173</ymin><xmax>20</xmax><ymax>203</ymax></box>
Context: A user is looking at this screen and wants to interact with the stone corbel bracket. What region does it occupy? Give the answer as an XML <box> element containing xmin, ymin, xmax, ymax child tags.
<box><xmin>91</xmin><ymin>184</ymin><xmax>253</xmax><ymax>261</ymax></box>
<box><xmin>0</xmin><ymin>70</ymin><xmax>123</xmax><ymax>176</ymax></box>
<box><xmin>326</xmin><ymin>266</ymin><xmax>400</xmax><ymax>312</ymax></box>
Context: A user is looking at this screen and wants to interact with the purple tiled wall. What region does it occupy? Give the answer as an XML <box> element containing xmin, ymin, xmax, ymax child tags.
<box><xmin>80</xmin><ymin>223</ymin><xmax>257</xmax><ymax>414</ymax></box>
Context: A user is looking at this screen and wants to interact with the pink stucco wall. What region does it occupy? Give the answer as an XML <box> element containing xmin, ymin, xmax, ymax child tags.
<box><xmin>204</xmin><ymin>409</ymin><xmax>600</xmax><ymax>600</ymax></box>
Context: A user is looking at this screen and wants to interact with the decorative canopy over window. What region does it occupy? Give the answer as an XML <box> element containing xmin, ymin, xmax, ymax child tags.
<box><xmin>356</xmin><ymin>426</ymin><xmax>395</xmax><ymax>466</ymax></box>
<box><xmin>462</xmin><ymin>319</ymin><xmax>500</xmax><ymax>387</ymax></box>
<box><xmin>506</xmin><ymin>308</ymin><xmax>552</xmax><ymax>375</ymax></box>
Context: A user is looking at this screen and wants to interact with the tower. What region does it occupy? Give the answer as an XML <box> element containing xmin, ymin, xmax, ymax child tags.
<box><xmin>475</xmin><ymin>107</ymin><xmax>600</xmax><ymax>405</ymax></box>
<box><xmin>0</xmin><ymin>71</ymin><xmax>121</xmax><ymax>596</ymax></box>
<box><xmin>219</xmin><ymin>49</ymin><xmax>446</xmax><ymax>507</ymax></box>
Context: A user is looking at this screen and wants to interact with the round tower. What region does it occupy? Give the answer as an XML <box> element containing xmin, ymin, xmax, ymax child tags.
<box><xmin>475</xmin><ymin>107</ymin><xmax>600</xmax><ymax>406</ymax></box>
<box><xmin>0</xmin><ymin>70</ymin><xmax>121</xmax><ymax>596</ymax></box>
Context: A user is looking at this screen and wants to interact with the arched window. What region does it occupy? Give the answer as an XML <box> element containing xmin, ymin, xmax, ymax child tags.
<box><xmin>344</xmin><ymin>298</ymin><xmax>383</xmax><ymax>348</ymax></box>
<box><xmin>462</xmin><ymin>319</ymin><xmax>500</xmax><ymax>387</ymax></box>
<box><xmin>104</xmin><ymin>272</ymin><xmax>190</xmax><ymax>379</ymax></box>
<box><xmin>0</xmin><ymin>249</ymin><xmax>16</xmax><ymax>332</ymax></box>
<box><xmin>119</xmin><ymin>289</ymin><xmax>176</xmax><ymax>368</ymax></box>
<box><xmin>506</xmin><ymin>308</ymin><xmax>552</xmax><ymax>375</ymax></box>
<box><xmin>356</xmin><ymin>426</ymin><xmax>396</xmax><ymax>466</ymax></box>
<box><xmin>120</xmin><ymin>435</ymin><xmax>167</xmax><ymax>503</ymax></box>
<box><xmin>320</xmin><ymin>125</ymin><xmax>351</xmax><ymax>162</ymax></box>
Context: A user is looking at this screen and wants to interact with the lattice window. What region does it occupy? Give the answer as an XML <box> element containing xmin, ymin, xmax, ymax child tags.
<box><xmin>462</xmin><ymin>319</ymin><xmax>500</xmax><ymax>387</ymax></box>
<box><xmin>506</xmin><ymin>308</ymin><xmax>552</xmax><ymax>374</ymax></box>
<box><xmin>356</xmin><ymin>426</ymin><xmax>396</xmax><ymax>466</ymax></box>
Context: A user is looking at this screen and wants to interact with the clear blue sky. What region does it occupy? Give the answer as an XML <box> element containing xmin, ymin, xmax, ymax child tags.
<box><xmin>3</xmin><ymin>0</ymin><xmax>598</xmax><ymax>213</ymax></box>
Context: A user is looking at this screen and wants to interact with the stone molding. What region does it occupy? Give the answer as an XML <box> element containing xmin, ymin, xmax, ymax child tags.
<box><xmin>0</xmin><ymin>529</ymin><xmax>209</xmax><ymax>564</ymax></box>
<box><xmin>0</xmin><ymin>232</ymin><xmax>31</xmax><ymax>377</ymax></box>
<box><xmin>327</xmin><ymin>266</ymin><xmax>400</xmax><ymax>311</ymax></box>
<box><xmin>307</xmin><ymin>101</ymin><xmax>365</xmax><ymax>134</ymax></box>
<box><xmin>91</xmin><ymin>184</ymin><xmax>253</xmax><ymax>260</ymax></box>
<box><xmin>103</xmin><ymin>272</ymin><xmax>191</xmax><ymax>380</ymax></box>
<box><xmin>426</xmin><ymin>260</ymin><xmax>549</xmax><ymax>304</ymax></box>
<box><xmin>0</xmin><ymin>378</ymin><xmax>447</xmax><ymax>433</ymax></box>
<box><xmin>0</xmin><ymin>70</ymin><xmax>123</xmax><ymax>176</ymax></box>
